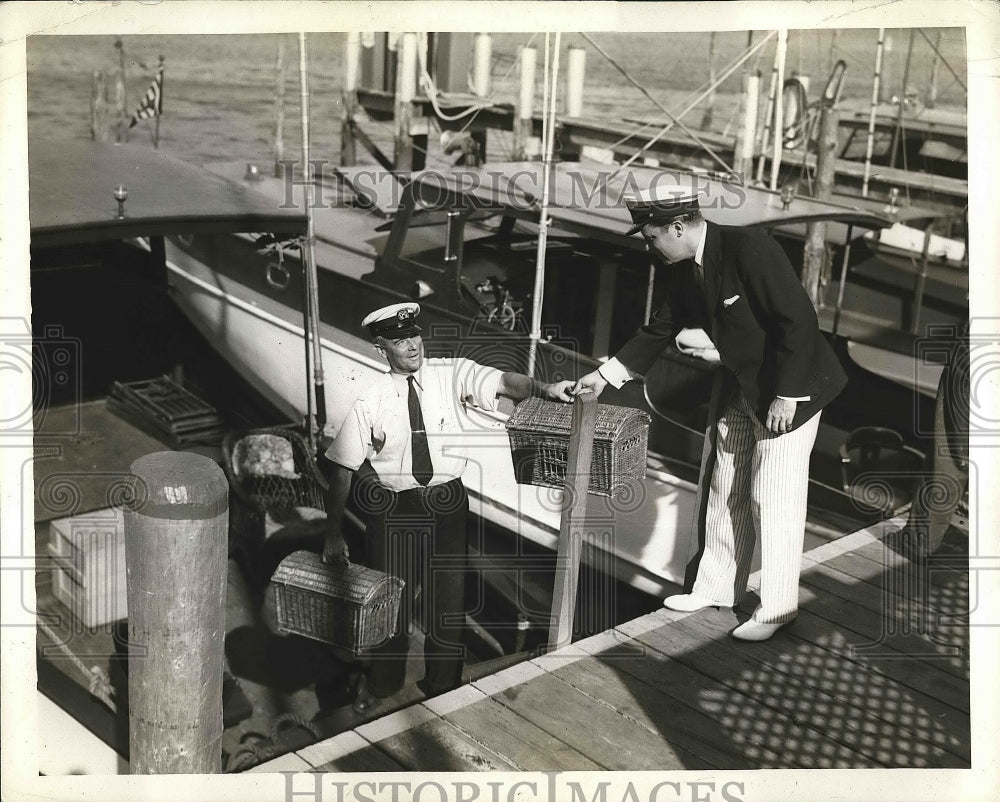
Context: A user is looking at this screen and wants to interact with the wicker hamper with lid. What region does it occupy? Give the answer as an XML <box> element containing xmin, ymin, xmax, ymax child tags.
<box><xmin>504</xmin><ymin>397</ymin><xmax>651</xmax><ymax>496</ymax></box>
<box><xmin>270</xmin><ymin>550</ymin><xmax>405</xmax><ymax>653</ymax></box>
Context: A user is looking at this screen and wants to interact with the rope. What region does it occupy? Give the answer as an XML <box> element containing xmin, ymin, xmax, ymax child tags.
<box><xmin>918</xmin><ymin>28</ymin><xmax>966</xmax><ymax>92</ymax></box>
<box><xmin>224</xmin><ymin>712</ymin><xmax>323</xmax><ymax>772</ymax></box>
<box><xmin>580</xmin><ymin>33</ymin><xmax>736</xmax><ymax>175</ymax></box>
<box><xmin>37</xmin><ymin>619</ymin><xmax>118</xmax><ymax>713</ymax></box>
<box><xmin>607</xmin><ymin>31</ymin><xmax>777</xmax><ymax>180</ymax></box>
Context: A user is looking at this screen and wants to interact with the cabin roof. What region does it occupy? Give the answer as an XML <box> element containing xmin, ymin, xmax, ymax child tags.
<box><xmin>409</xmin><ymin>162</ymin><xmax>917</xmax><ymax>243</ymax></box>
<box><xmin>29</xmin><ymin>140</ymin><xmax>308</xmax><ymax>248</ymax></box>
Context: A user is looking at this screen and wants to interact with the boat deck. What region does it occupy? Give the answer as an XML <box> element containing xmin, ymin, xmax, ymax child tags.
<box><xmin>252</xmin><ymin>518</ymin><xmax>970</xmax><ymax>772</ymax></box>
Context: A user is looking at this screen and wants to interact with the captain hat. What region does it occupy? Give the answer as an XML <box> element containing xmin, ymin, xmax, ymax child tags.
<box><xmin>362</xmin><ymin>302</ymin><xmax>422</xmax><ymax>339</ymax></box>
<box><xmin>624</xmin><ymin>187</ymin><xmax>702</xmax><ymax>236</ymax></box>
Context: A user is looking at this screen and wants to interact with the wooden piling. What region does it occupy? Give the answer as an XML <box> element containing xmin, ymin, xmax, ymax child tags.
<box><xmin>565</xmin><ymin>46</ymin><xmax>586</xmax><ymax>118</ymax></box>
<box><xmin>124</xmin><ymin>451</ymin><xmax>229</xmax><ymax>774</ymax></box>
<box><xmin>340</xmin><ymin>32</ymin><xmax>360</xmax><ymax>167</ymax></box>
<box><xmin>273</xmin><ymin>37</ymin><xmax>287</xmax><ymax>177</ymax></box>
<box><xmin>473</xmin><ymin>33</ymin><xmax>492</xmax><ymax>98</ymax></box>
<box><xmin>700</xmin><ymin>32</ymin><xmax>717</xmax><ymax>130</ymax></box>
<box><xmin>114</xmin><ymin>39</ymin><xmax>128</xmax><ymax>143</ymax></box>
<box><xmin>547</xmin><ymin>391</ymin><xmax>597</xmax><ymax>652</ymax></box>
<box><xmin>393</xmin><ymin>33</ymin><xmax>419</xmax><ymax>171</ymax></box>
<box><xmin>513</xmin><ymin>46</ymin><xmax>537</xmax><ymax>160</ymax></box>
<box><xmin>91</xmin><ymin>70</ymin><xmax>108</xmax><ymax>142</ymax></box>
<box><xmin>733</xmin><ymin>70</ymin><xmax>759</xmax><ymax>179</ymax></box>
<box><xmin>802</xmin><ymin>103</ymin><xmax>839</xmax><ymax>306</ymax></box>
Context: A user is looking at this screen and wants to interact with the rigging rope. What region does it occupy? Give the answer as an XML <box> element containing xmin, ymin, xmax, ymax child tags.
<box><xmin>918</xmin><ymin>28</ymin><xmax>966</xmax><ymax>92</ymax></box>
<box><xmin>606</xmin><ymin>31</ymin><xmax>777</xmax><ymax>180</ymax></box>
<box><xmin>580</xmin><ymin>33</ymin><xmax>736</xmax><ymax>175</ymax></box>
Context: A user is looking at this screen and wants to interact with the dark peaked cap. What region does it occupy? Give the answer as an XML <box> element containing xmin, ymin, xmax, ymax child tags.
<box><xmin>624</xmin><ymin>188</ymin><xmax>701</xmax><ymax>236</ymax></box>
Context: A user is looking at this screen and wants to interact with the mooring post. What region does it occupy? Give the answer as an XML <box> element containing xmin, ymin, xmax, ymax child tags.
<box><xmin>124</xmin><ymin>451</ymin><xmax>229</xmax><ymax>774</ymax></box>
<box><xmin>512</xmin><ymin>46</ymin><xmax>537</xmax><ymax>161</ymax></box>
<box><xmin>272</xmin><ymin>37</ymin><xmax>286</xmax><ymax>177</ymax></box>
<box><xmin>341</xmin><ymin>32</ymin><xmax>360</xmax><ymax>167</ymax></box>
<box><xmin>802</xmin><ymin>102</ymin><xmax>839</xmax><ymax>305</ymax></box>
<box><xmin>547</xmin><ymin>391</ymin><xmax>597</xmax><ymax>652</ymax></box>
<box><xmin>393</xmin><ymin>32</ymin><xmax>419</xmax><ymax>171</ymax></box>
<box><xmin>91</xmin><ymin>70</ymin><xmax>108</xmax><ymax>142</ymax></box>
<box><xmin>733</xmin><ymin>69</ymin><xmax>760</xmax><ymax>179</ymax></box>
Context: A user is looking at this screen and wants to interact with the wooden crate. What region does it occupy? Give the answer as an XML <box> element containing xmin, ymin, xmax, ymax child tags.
<box><xmin>271</xmin><ymin>550</ymin><xmax>405</xmax><ymax>654</ymax></box>
<box><xmin>48</xmin><ymin>507</ymin><xmax>126</xmax><ymax>628</ymax></box>
<box><xmin>504</xmin><ymin>398</ymin><xmax>651</xmax><ymax>496</ymax></box>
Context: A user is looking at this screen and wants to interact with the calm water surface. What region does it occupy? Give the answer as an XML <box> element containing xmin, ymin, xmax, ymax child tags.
<box><xmin>26</xmin><ymin>30</ymin><xmax>967</xmax><ymax>167</ymax></box>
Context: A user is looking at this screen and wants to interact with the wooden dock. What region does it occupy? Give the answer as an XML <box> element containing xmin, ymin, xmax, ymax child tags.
<box><xmin>253</xmin><ymin>517</ymin><xmax>969</xmax><ymax>772</ymax></box>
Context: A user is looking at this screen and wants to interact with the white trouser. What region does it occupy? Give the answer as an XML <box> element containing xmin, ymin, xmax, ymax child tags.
<box><xmin>692</xmin><ymin>391</ymin><xmax>821</xmax><ymax>624</ymax></box>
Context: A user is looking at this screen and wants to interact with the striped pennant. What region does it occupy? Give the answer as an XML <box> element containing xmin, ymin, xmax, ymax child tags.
<box><xmin>128</xmin><ymin>66</ymin><xmax>163</xmax><ymax>128</ymax></box>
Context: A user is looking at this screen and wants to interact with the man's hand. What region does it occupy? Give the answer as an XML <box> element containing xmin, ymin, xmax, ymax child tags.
<box><xmin>766</xmin><ymin>397</ymin><xmax>797</xmax><ymax>434</ymax></box>
<box><xmin>321</xmin><ymin>529</ymin><xmax>350</xmax><ymax>567</ymax></box>
<box><xmin>572</xmin><ymin>369</ymin><xmax>608</xmax><ymax>398</ymax></box>
<box><xmin>542</xmin><ymin>380</ymin><xmax>576</xmax><ymax>402</ymax></box>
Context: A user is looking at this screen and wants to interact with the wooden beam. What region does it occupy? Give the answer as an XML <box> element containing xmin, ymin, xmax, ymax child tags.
<box><xmin>547</xmin><ymin>391</ymin><xmax>597</xmax><ymax>651</ymax></box>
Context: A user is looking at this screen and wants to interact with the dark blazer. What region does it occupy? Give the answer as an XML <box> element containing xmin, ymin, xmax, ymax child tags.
<box><xmin>616</xmin><ymin>221</ymin><xmax>847</xmax><ymax>432</ymax></box>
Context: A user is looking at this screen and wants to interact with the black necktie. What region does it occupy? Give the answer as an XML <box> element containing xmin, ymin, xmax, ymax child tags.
<box><xmin>407</xmin><ymin>376</ymin><xmax>434</xmax><ymax>485</ymax></box>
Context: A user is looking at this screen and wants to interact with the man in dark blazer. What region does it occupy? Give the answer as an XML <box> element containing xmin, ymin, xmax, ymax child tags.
<box><xmin>574</xmin><ymin>187</ymin><xmax>847</xmax><ymax>641</ymax></box>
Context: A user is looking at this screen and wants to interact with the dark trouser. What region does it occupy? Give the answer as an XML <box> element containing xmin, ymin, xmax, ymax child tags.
<box><xmin>356</xmin><ymin>475</ymin><xmax>469</xmax><ymax>698</ymax></box>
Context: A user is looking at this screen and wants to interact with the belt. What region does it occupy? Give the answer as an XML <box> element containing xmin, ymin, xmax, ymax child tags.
<box><xmin>393</xmin><ymin>477</ymin><xmax>464</xmax><ymax>498</ymax></box>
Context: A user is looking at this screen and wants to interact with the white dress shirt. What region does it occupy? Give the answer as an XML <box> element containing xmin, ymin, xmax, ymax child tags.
<box><xmin>325</xmin><ymin>358</ymin><xmax>503</xmax><ymax>491</ymax></box>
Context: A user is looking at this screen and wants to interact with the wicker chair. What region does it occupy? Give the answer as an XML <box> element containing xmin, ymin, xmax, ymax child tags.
<box><xmin>221</xmin><ymin>427</ymin><xmax>328</xmax><ymax>583</ymax></box>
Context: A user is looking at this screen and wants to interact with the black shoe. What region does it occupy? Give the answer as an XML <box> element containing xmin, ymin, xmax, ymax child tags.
<box><xmin>352</xmin><ymin>688</ymin><xmax>383</xmax><ymax>715</ymax></box>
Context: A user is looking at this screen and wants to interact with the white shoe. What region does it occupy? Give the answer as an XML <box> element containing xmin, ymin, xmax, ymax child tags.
<box><xmin>663</xmin><ymin>593</ymin><xmax>723</xmax><ymax>612</ymax></box>
<box><xmin>731</xmin><ymin>617</ymin><xmax>795</xmax><ymax>642</ymax></box>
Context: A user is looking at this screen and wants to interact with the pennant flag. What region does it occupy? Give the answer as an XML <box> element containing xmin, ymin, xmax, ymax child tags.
<box><xmin>129</xmin><ymin>65</ymin><xmax>163</xmax><ymax>129</ymax></box>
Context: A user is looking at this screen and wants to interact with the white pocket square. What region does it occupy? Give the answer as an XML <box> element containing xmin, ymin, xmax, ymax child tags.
<box><xmin>723</xmin><ymin>294</ymin><xmax>741</xmax><ymax>307</ymax></box>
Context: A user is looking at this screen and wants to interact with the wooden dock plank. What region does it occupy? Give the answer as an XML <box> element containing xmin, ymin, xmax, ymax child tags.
<box><xmin>547</xmin><ymin>655</ymin><xmax>757</xmax><ymax>768</ymax></box>
<box><xmin>490</xmin><ymin>670</ymin><xmax>716</xmax><ymax>769</ymax></box>
<box><xmin>631</xmin><ymin>617</ymin><xmax>882</xmax><ymax>768</ymax></box>
<box><xmin>797</xmin><ymin>561</ymin><xmax>969</xmax><ymax>681</ymax></box>
<box><xmin>443</xmin><ymin>696</ymin><xmax>603</xmax><ymax>771</ymax></box>
<box><xmin>688</xmin><ymin>613</ymin><xmax>970</xmax><ymax>762</ymax></box>
<box><xmin>666</xmin><ymin>613</ymin><xmax>969</xmax><ymax>767</ymax></box>
<box><xmin>369</xmin><ymin>716</ymin><xmax>522</xmax><ymax>772</ymax></box>
<box><xmin>790</xmin><ymin>606</ymin><xmax>969</xmax><ymax>714</ymax></box>
<box><xmin>300</xmin><ymin>731</ymin><xmax>407</xmax><ymax>773</ymax></box>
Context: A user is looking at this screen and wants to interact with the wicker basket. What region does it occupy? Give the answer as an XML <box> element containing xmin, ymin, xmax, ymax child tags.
<box><xmin>505</xmin><ymin>398</ymin><xmax>651</xmax><ymax>496</ymax></box>
<box><xmin>271</xmin><ymin>550</ymin><xmax>405</xmax><ymax>653</ymax></box>
<box><xmin>220</xmin><ymin>427</ymin><xmax>328</xmax><ymax>566</ymax></box>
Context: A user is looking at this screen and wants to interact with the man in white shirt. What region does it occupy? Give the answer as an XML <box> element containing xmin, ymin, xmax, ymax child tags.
<box><xmin>322</xmin><ymin>302</ymin><xmax>573</xmax><ymax>713</ymax></box>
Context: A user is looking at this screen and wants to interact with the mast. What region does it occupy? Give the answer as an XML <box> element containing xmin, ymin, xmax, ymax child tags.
<box><xmin>769</xmin><ymin>29</ymin><xmax>787</xmax><ymax>191</ymax></box>
<box><xmin>298</xmin><ymin>33</ymin><xmax>325</xmax><ymax>449</ymax></box>
<box><xmin>528</xmin><ymin>32</ymin><xmax>560</xmax><ymax>378</ymax></box>
<box><xmin>861</xmin><ymin>29</ymin><xmax>886</xmax><ymax>198</ymax></box>
<box><xmin>889</xmin><ymin>28</ymin><xmax>916</xmax><ymax>171</ymax></box>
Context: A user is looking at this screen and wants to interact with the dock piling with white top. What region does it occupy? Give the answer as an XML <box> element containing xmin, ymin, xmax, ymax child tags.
<box><xmin>124</xmin><ymin>451</ymin><xmax>229</xmax><ymax>774</ymax></box>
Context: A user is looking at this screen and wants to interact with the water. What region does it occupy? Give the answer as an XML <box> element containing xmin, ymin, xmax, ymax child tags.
<box><xmin>27</xmin><ymin>29</ymin><xmax>967</xmax><ymax>168</ymax></box>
